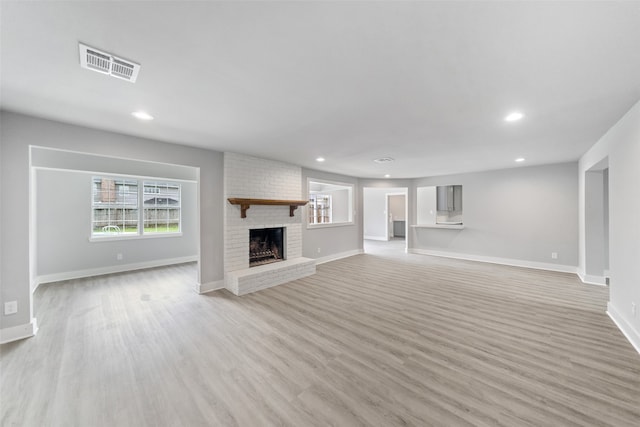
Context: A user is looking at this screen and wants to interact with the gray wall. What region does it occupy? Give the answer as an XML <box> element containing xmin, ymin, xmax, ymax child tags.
<box><xmin>584</xmin><ymin>169</ymin><xmax>607</xmax><ymax>278</ymax></box>
<box><xmin>0</xmin><ymin>115</ymin><xmax>3</xmax><ymax>329</ymax></box>
<box><xmin>389</xmin><ymin>195</ymin><xmax>406</xmax><ymax>221</ymax></box>
<box><xmin>35</xmin><ymin>168</ymin><xmax>198</xmax><ymax>278</ymax></box>
<box><xmin>579</xmin><ymin>98</ymin><xmax>640</xmax><ymax>351</ymax></box>
<box><xmin>412</xmin><ymin>163</ymin><xmax>579</xmax><ymax>267</ymax></box>
<box><xmin>363</xmin><ymin>188</ymin><xmax>388</xmax><ymax>240</ymax></box>
<box><xmin>603</xmin><ymin>168</ymin><xmax>609</xmax><ymax>271</ymax></box>
<box><xmin>301</xmin><ymin>168</ymin><xmax>362</xmax><ymax>259</ymax></box>
<box><xmin>363</xmin><ymin>187</ymin><xmax>408</xmax><ymax>240</ymax></box>
<box><xmin>416</xmin><ymin>186</ymin><xmax>437</xmax><ymax>224</ymax></box>
<box><xmin>0</xmin><ymin>111</ymin><xmax>224</xmax><ymax>332</ymax></box>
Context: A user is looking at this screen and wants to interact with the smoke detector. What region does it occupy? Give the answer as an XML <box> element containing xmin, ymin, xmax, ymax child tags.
<box><xmin>373</xmin><ymin>157</ymin><xmax>395</xmax><ymax>164</ymax></box>
<box><xmin>79</xmin><ymin>43</ymin><xmax>140</xmax><ymax>83</ymax></box>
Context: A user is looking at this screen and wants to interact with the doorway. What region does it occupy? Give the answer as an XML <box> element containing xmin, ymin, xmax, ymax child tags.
<box><xmin>363</xmin><ymin>187</ymin><xmax>408</xmax><ymax>254</ymax></box>
<box><xmin>584</xmin><ymin>158</ymin><xmax>609</xmax><ymax>285</ymax></box>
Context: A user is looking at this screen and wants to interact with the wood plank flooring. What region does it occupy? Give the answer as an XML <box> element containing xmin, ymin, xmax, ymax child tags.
<box><xmin>2</xmin><ymin>249</ymin><xmax>639</xmax><ymax>426</ymax></box>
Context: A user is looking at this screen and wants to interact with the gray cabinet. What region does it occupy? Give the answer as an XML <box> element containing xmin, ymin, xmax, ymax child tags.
<box><xmin>437</xmin><ymin>185</ymin><xmax>462</xmax><ymax>212</ymax></box>
<box><xmin>393</xmin><ymin>220</ymin><xmax>406</xmax><ymax>237</ymax></box>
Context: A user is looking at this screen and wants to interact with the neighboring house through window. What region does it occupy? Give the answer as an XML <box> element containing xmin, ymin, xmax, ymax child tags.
<box><xmin>143</xmin><ymin>181</ymin><xmax>181</xmax><ymax>233</ymax></box>
<box><xmin>92</xmin><ymin>176</ymin><xmax>181</xmax><ymax>238</ymax></box>
<box><xmin>92</xmin><ymin>178</ymin><xmax>139</xmax><ymax>235</ymax></box>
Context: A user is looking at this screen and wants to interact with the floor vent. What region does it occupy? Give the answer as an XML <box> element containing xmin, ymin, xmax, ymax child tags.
<box><xmin>79</xmin><ymin>43</ymin><xmax>140</xmax><ymax>83</ymax></box>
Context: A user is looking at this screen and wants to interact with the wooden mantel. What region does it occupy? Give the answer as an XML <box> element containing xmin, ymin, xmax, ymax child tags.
<box><xmin>227</xmin><ymin>198</ymin><xmax>308</xmax><ymax>218</ymax></box>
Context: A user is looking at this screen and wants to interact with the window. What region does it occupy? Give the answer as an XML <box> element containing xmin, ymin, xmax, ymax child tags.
<box><xmin>92</xmin><ymin>178</ymin><xmax>139</xmax><ymax>235</ymax></box>
<box><xmin>307</xmin><ymin>179</ymin><xmax>354</xmax><ymax>227</ymax></box>
<box><xmin>92</xmin><ymin>176</ymin><xmax>181</xmax><ymax>238</ymax></box>
<box><xmin>143</xmin><ymin>181</ymin><xmax>181</xmax><ymax>233</ymax></box>
<box><xmin>416</xmin><ymin>185</ymin><xmax>463</xmax><ymax>225</ymax></box>
<box><xmin>308</xmin><ymin>194</ymin><xmax>332</xmax><ymax>224</ymax></box>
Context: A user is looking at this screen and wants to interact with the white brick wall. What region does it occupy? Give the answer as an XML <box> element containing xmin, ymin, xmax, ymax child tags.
<box><xmin>223</xmin><ymin>153</ymin><xmax>313</xmax><ymax>294</ymax></box>
<box><xmin>226</xmin><ymin>258</ymin><xmax>316</xmax><ymax>296</ymax></box>
<box><xmin>224</xmin><ymin>152</ymin><xmax>301</xmax><ymax>200</ymax></box>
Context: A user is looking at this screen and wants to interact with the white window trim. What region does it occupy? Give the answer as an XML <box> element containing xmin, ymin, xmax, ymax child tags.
<box><xmin>306</xmin><ymin>178</ymin><xmax>355</xmax><ymax>229</ymax></box>
<box><xmin>88</xmin><ymin>232</ymin><xmax>183</xmax><ymax>243</ymax></box>
<box><xmin>306</xmin><ymin>221</ymin><xmax>354</xmax><ymax>230</ymax></box>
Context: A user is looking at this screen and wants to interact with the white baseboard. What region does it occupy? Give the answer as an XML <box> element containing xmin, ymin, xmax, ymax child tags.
<box><xmin>35</xmin><ymin>256</ymin><xmax>198</xmax><ymax>287</ymax></box>
<box><xmin>607</xmin><ymin>302</ymin><xmax>640</xmax><ymax>355</ymax></box>
<box><xmin>576</xmin><ymin>270</ymin><xmax>607</xmax><ymax>286</ymax></box>
<box><xmin>408</xmin><ymin>248</ymin><xmax>578</xmax><ymax>274</ymax></box>
<box><xmin>197</xmin><ymin>279</ymin><xmax>225</xmax><ymax>294</ymax></box>
<box><xmin>364</xmin><ymin>235</ymin><xmax>388</xmax><ymax>241</ymax></box>
<box><xmin>315</xmin><ymin>249</ymin><xmax>364</xmax><ymax>265</ymax></box>
<box><xmin>1</xmin><ymin>318</ymin><xmax>38</xmax><ymax>344</ymax></box>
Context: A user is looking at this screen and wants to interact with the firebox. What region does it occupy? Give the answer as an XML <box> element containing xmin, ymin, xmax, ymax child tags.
<box><xmin>249</xmin><ymin>227</ymin><xmax>285</xmax><ymax>267</ymax></box>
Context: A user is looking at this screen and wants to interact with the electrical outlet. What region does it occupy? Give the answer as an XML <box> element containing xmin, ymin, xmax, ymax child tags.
<box><xmin>116</xmin><ymin>253</ymin><xmax>123</xmax><ymax>261</ymax></box>
<box><xmin>551</xmin><ymin>252</ymin><xmax>558</xmax><ymax>259</ymax></box>
<box><xmin>4</xmin><ymin>301</ymin><xmax>18</xmax><ymax>315</ymax></box>
<box><xmin>632</xmin><ymin>302</ymin><xmax>637</xmax><ymax>317</ymax></box>
<box><xmin>317</xmin><ymin>247</ymin><xmax>321</xmax><ymax>254</ymax></box>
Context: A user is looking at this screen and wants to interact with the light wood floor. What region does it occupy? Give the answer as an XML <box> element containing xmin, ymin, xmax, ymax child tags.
<box><xmin>2</xmin><ymin>249</ymin><xmax>639</xmax><ymax>426</ymax></box>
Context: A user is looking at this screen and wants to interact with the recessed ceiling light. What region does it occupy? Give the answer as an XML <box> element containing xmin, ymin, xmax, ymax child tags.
<box><xmin>515</xmin><ymin>157</ymin><xmax>526</xmax><ymax>162</ymax></box>
<box><xmin>505</xmin><ymin>112</ymin><xmax>524</xmax><ymax>122</ymax></box>
<box><xmin>316</xmin><ymin>157</ymin><xmax>325</xmax><ymax>162</ymax></box>
<box><xmin>132</xmin><ymin>111</ymin><xmax>154</xmax><ymax>121</ymax></box>
<box><xmin>384</xmin><ymin>174</ymin><xmax>391</xmax><ymax>178</ymax></box>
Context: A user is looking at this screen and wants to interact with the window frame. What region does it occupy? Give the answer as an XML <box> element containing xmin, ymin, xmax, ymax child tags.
<box><xmin>90</xmin><ymin>175</ymin><xmax>183</xmax><ymax>242</ymax></box>
<box><xmin>307</xmin><ymin>178</ymin><xmax>355</xmax><ymax>229</ymax></box>
<box><xmin>142</xmin><ymin>180</ymin><xmax>182</xmax><ymax>235</ymax></box>
<box><xmin>416</xmin><ymin>184</ymin><xmax>464</xmax><ymax>226</ymax></box>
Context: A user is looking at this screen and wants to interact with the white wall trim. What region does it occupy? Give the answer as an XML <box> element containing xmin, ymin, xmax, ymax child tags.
<box><xmin>0</xmin><ymin>318</ymin><xmax>38</xmax><ymax>344</ymax></box>
<box><xmin>364</xmin><ymin>235</ymin><xmax>388</xmax><ymax>242</ymax></box>
<box><xmin>408</xmin><ymin>248</ymin><xmax>578</xmax><ymax>274</ymax></box>
<box><xmin>197</xmin><ymin>279</ymin><xmax>225</xmax><ymax>294</ymax></box>
<box><xmin>315</xmin><ymin>249</ymin><xmax>364</xmax><ymax>265</ymax></box>
<box><xmin>607</xmin><ymin>302</ymin><xmax>640</xmax><ymax>355</ymax></box>
<box><xmin>34</xmin><ymin>256</ymin><xmax>198</xmax><ymax>287</ymax></box>
<box><xmin>576</xmin><ymin>269</ymin><xmax>608</xmax><ymax>286</ymax></box>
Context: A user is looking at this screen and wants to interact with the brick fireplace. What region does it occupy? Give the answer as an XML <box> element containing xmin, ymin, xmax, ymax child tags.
<box><xmin>223</xmin><ymin>152</ymin><xmax>316</xmax><ymax>295</ymax></box>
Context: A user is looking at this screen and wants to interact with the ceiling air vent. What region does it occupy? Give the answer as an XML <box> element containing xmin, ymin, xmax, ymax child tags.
<box><xmin>84</xmin><ymin>48</ymin><xmax>110</xmax><ymax>74</ymax></box>
<box><xmin>79</xmin><ymin>43</ymin><xmax>140</xmax><ymax>83</ymax></box>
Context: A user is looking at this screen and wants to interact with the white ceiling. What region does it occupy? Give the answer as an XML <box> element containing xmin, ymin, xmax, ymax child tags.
<box><xmin>2</xmin><ymin>1</ymin><xmax>640</xmax><ymax>178</ymax></box>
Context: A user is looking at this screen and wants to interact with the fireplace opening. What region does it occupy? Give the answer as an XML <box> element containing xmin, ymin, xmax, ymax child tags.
<box><xmin>249</xmin><ymin>227</ymin><xmax>285</xmax><ymax>267</ymax></box>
